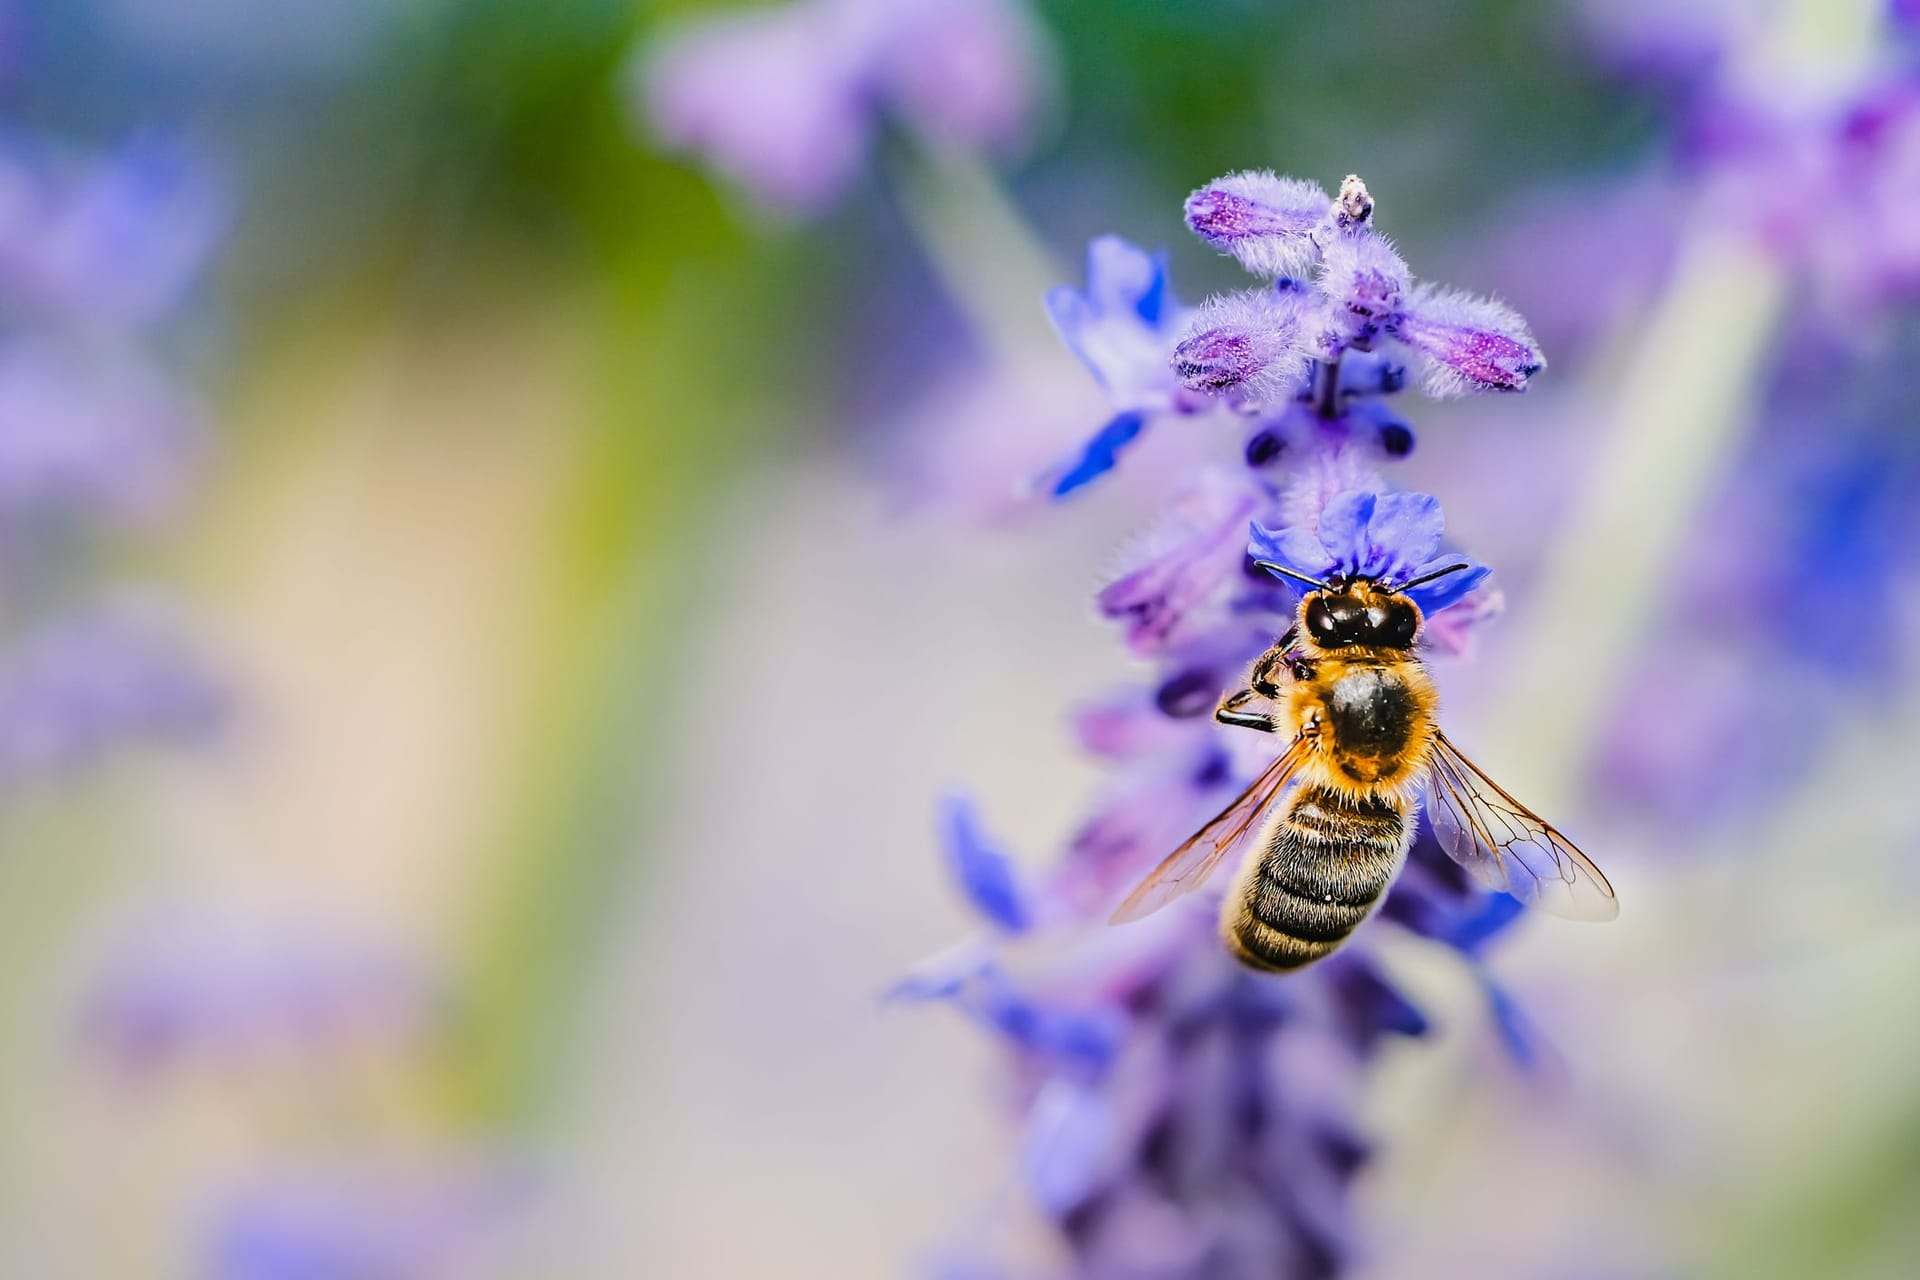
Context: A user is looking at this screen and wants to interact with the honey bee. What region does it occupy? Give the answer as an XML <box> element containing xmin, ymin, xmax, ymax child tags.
<box><xmin>1111</xmin><ymin>559</ymin><xmax>1617</xmax><ymax>970</ymax></box>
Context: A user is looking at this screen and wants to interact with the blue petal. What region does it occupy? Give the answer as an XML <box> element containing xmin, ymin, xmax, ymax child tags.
<box><xmin>1049</xmin><ymin>412</ymin><xmax>1147</xmax><ymax>498</ymax></box>
<box><xmin>1363</xmin><ymin>491</ymin><xmax>1444</xmax><ymax>578</ymax></box>
<box><xmin>1249</xmin><ymin>521</ymin><xmax>1337</xmax><ymax>580</ymax></box>
<box><xmin>1314</xmin><ymin>490</ymin><xmax>1377</xmax><ymax>570</ymax></box>
<box><xmin>1044</xmin><ymin>284</ymin><xmax>1091</xmax><ymax>347</ymax></box>
<box><xmin>886</xmin><ymin>938</ymin><xmax>993</xmax><ymax>1003</ymax></box>
<box><xmin>1407</xmin><ymin>560</ymin><xmax>1490</xmax><ymax>615</ymax></box>
<box><xmin>1482</xmin><ymin>977</ymin><xmax>1545</xmax><ymax>1071</ymax></box>
<box><xmin>1021</xmin><ymin>1081</ymin><xmax>1116</xmax><ymax>1217</ymax></box>
<box><xmin>1438</xmin><ymin>891</ymin><xmax>1524</xmax><ymax>954</ymax></box>
<box><xmin>1133</xmin><ymin>256</ymin><xmax>1170</xmax><ymax>326</ymax></box>
<box><xmin>1337</xmin><ymin>960</ymin><xmax>1430</xmax><ymax>1038</ymax></box>
<box><xmin>939</xmin><ymin>794</ymin><xmax>1032</xmax><ymax>932</ymax></box>
<box><xmin>1085</xmin><ymin>235</ymin><xmax>1166</xmax><ymax>320</ymax></box>
<box><xmin>974</xmin><ymin>969</ymin><xmax>1123</xmax><ymax>1069</ymax></box>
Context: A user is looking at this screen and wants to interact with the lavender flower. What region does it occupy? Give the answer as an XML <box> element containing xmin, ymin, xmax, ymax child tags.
<box><xmin>908</xmin><ymin>172</ymin><xmax>1550</xmax><ymax>1276</ymax></box>
<box><xmin>634</xmin><ymin>0</ymin><xmax>1053</xmax><ymax>217</ymax></box>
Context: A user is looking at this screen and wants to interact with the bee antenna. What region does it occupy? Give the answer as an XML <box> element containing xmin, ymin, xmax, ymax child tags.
<box><xmin>1396</xmin><ymin>561</ymin><xmax>1474</xmax><ymax>593</ymax></box>
<box><xmin>1253</xmin><ymin>561</ymin><xmax>1332</xmax><ymax>591</ymax></box>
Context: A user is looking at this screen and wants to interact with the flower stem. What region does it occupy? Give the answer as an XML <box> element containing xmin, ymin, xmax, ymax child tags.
<box><xmin>889</xmin><ymin>147</ymin><xmax>1063</xmax><ymax>366</ymax></box>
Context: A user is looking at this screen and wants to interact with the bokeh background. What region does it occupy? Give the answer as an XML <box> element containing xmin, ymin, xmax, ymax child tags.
<box><xmin>1</xmin><ymin>0</ymin><xmax>1917</xmax><ymax>1276</ymax></box>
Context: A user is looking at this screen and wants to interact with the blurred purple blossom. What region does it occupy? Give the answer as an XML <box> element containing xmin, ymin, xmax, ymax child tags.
<box><xmin>0</xmin><ymin>134</ymin><xmax>227</xmax><ymax>328</ymax></box>
<box><xmin>1594</xmin><ymin>356</ymin><xmax>1920</xmax><ymax>828</ymax></box>
<box><xmin>0</xmin><ymin>128</ymin><xmax>225</xmax><ymax>783</ymax></box>
<box><xmin>81</xmin><ymin>910</ymin><xmax>442</xmax><ymax>1078</ymax></box>
<box><xmin>204</xmin><ymin>1158</ymin><xmax>536</xmax><ymax>1280</ymax></box>
<box><xmin>0</xmin><ymin>337</ymin><xmax>202</xmax><ymax>525</ymax></box>
<box><xmin>907</xmin><ymin>171</ymin><xmax>1550</xmax><ymax>1276</ymax></box>
<box><xmin>1555</xmin><ymin>10</ymin><xmax>1920</xmax><ymax>825</ymax></box>
<box><xmin>0</xmin><ymin>604</ymin><xmax>222</xmax><ymax>787</ymax></box>
<box><xmin>634</xmin><ymin>0</ymin><xmax>1053</xmax><ymax>217</ymax></box>
<box><xmin>1577</xmin><ymin>0</ymin><xmax>1920</xmax><ymax>319</ymax></box>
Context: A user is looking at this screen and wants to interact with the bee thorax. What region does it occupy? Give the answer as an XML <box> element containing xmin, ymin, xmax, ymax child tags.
<box><xmin>1302</xmin><ymin>662</ymin><xmax>1433</xmax><ymax>791</ymax></box>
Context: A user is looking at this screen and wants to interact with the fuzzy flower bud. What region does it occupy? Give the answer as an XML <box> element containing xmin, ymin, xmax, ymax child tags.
<box><xmin>1391</xmin><ymin>284</ymin><xmax>1545</xmax><ymax>395</ymax></box>
<box><xmin>1170</xmin><ymin>286</ymin><xmax>1311</xmax><ymax>403</ymax></box>
<box><xmin>1183</xmin><ymin>170</ymin><xmax>1329</xmax><ymax>278</ymax></box>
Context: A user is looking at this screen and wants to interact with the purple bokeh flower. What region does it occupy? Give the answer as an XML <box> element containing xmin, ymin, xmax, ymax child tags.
<box><xmin>0</xmin><ymin>130</ymin><xmax>224</xmax><ymax>782</ymax></box>
<box><xmin>1576</xmin><ymin>0</ymin><xmax>1920</xmax><ymax>320</ymax></box>
<box><xmin>0</xmin><ymin>604</ymin><xmax>222</xmax><ymax>787</ymax></box>
<box><xmin>0</xmin><ymin>134</ymin><xmax>227</xmax><ymax>328</ymax></box>
<box><xmin>0</xmin><ymin>337</ymin><xmax>202</xmax><ymax>526</ymax></box>
<box><xmin>1593</xmin><ymin>350</ymin><xmax>1920</xmax><ymax>829</ymax></box>
<box><xmin>81</xmin><ymin>910</ymin><xmax>443</xmax><ymax>1079</ymax></box>
<box><xmin>634</xmin><ymin>0</ymin><xmax>1053</xmax><ymax>217</ymax></box>
<box><xmin>909</xmin><ymin>171</ymin><xmax>1549</xmax><ymax>1276</ymax></box>
<box><xmin>203</xmin><ymin>1158</ymin><xmax>536</xmax><ymax>1280</ymax></box>
<box><xmin>1558</xmin><ymin>12</ymin><xmax>1920</xmax><ymax>824</ymax></box>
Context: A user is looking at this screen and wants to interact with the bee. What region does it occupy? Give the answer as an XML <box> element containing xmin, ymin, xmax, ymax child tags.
<box><xmin>1110</xmin><ymin>558</ymin><xmax>1617</xmax><ymax>970</ymax></box>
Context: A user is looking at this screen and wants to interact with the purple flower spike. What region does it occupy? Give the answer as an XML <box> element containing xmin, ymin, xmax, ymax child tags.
<box><xmin>1171</xmin><ymin>287</ymin><xmax>1310</xmax><ymax>403</ymax></box>
<box><xmin>1250</xmin><ymin>488</ymin><xmax>1490</xmax><ymax>615</ymax></box>
<box><xmin>1184</xmin><ymin>171</ymin><xmax>1330</xmax><ymax>278</ymax></box>
<box><xmin>1392</xmin><ymin>284</ymin><xmax>1545</xmax><ymax>396</ymax></box>
<box><xmin>920</xmin><ymin>169</ymin><xmax>1538</xmax><ymax>1280</ymax></box>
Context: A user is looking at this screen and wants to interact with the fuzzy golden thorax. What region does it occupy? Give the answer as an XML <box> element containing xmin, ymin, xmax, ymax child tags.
<box><xmin>1282</xmin><ymin>581</ymin><xmax>1436</xmax><ymax>801</ymax></box>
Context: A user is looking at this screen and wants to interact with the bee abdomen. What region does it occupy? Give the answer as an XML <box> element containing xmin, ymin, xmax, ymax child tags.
<box><xmin>1224</xmin><ymin>787</ymin><xmax>1412</xmax><ymax>972</ymax></box>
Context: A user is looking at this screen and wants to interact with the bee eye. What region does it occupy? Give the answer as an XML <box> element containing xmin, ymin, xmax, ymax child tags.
<box><xmin>1304</xmin><ymin>597</ymin><xmax>1341</xmax><ymax>644</ymax></box>
<box><xmin>1366</xmin><ymin>600</ymin><xmax>1418</xmax><ymax>647</ymax></box>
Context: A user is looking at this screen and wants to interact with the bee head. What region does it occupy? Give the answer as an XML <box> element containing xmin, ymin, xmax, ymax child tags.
<box><xmin>1301</xmin><ymin>580</ymin><xmax>1420</xmax><ymax>650</ymax></box>
<box><xmin>1256</xmin><ymin>559</ymin><xmax>1474</xmax><ymax>651</ymax></box>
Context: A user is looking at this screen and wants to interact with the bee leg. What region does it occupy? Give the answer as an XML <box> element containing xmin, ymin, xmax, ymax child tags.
<box><xmin>1249</xmin><ymin>632</ymin><xmax>1296</xmax><ymax>699</ymax></box>
<box><xmin>1215</xmin><ymin>687</ymin><xmax>1281</xmax><ymax>733</ymax></box>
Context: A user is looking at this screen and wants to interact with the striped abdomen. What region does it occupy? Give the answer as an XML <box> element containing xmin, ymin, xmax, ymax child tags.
<box><xmin>1221</xmin><ymin>785</ymin><xmax>1414</xmax><ymax>971</ymax></box>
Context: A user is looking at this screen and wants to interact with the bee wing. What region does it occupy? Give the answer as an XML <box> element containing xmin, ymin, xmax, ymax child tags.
<box><xmin>1108</xmin><ymin>735</ymin><xmax>1310</xmax><ymax>925</ymax></box>
<box><xmin>1424</xmin><ymin>731</ymin><xmax>1619</xmax><ymax>922</ymax></box>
